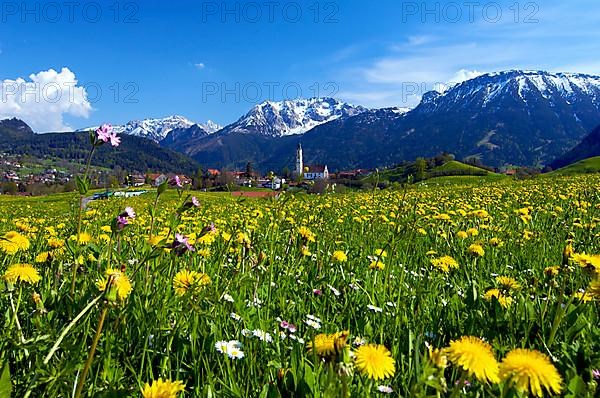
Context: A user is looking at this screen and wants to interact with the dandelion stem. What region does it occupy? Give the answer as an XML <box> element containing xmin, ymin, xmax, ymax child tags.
<box><xmin>44</xmin><ymin>294</ymin><xmax>103</xmax><ymax>365</ymax></box>
<box><xmin>70</xmin><ymin>145</ymin><xmax>96</xmax><ymax>298</ymax></box>
<box><xmin>74</xmin><ymin>303</ymin><xmax>108</xmax><ymax>398</ymax></box>
<box><xmin>9</xmin><ymin>288</ymin><xmax>27</xmax><ymax>348</ymax></box>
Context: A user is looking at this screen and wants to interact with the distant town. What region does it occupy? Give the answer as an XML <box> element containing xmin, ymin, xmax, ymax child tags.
<box><xmin>0</xmin><ymin>145</ymin><xmax>529</xmax><ymax>196</ymax></box>
<box><xmin>0</xmin><ymin>147</ymin><xmax>373</xmax><ymax>196</ymax></box>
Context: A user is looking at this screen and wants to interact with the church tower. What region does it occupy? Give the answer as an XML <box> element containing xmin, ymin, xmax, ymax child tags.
<box><xmin>295</xmin><ymin>143</ymin><xmax>304</xmax><ymax>177</ymax></box>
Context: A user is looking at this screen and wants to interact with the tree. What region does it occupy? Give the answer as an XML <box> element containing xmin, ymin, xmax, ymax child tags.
<box><xmin>309</xmin><ymin>179</ymin><xmax>329</xmax><ymax>194</ymax></box>
<box><xmin>414</xmin><ymin>158</ymin><xmax>427</xmax><ymax>181</ymax></box>
<box><xmin>216</xmin><ymin>172</ymin><xmax>235</xmax><ymax>190</ymax></box>
<box><xmin>193</xmin><ymin>168</ymin><xmax>204</xmax><ymax>190</ymax></box>
<box><xmin>245</xmin><ymin>162</ymin><xmax>253</xmax><ymax>177</ymax></box>
<box><xmin>1</xmin><ymin>181</ymin><xmax>18</xmax><ymax>195</ymax></box>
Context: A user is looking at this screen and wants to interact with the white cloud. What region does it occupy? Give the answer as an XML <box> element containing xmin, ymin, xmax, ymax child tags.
<box><xmin>0</xmin><ymin>67</ymin><xmax>92</xmax><ymax>132</ymax></box>
<box><xmin>194</xmin><ymin>63</ymin><xmax>206</xmax><ymax>70</ymax></box>
<box><xmin>407</xmin><ymin>35</ymin><xmax>435</xmax><ymax>46</ymax></box>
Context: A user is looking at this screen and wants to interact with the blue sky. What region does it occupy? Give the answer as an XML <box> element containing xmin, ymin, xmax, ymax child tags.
<box><xmin>0</xmin><ymin>0</ymin><xmax>599</xmax><ymax>131</ymax></box>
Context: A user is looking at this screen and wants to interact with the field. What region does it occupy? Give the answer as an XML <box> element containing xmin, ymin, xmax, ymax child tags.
<box><xmin>1</xmin><ymin>175</ymin><xmax>600</xmax><ymax>397</ymax></box>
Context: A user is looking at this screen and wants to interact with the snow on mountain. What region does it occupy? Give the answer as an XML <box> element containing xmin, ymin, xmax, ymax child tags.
<box><xmin>220</xmin><ymin>97</ymin><xmax>367</xmax><ymax>137</ymax></box>
<box><xmin>200</xmin><ymin>120</ymin><xmax>222</xmax><ymax>134</ymax></box>
<box><xmin>421</xmin><ymin>70</ymin><xmax>600</xmax><ymax>111</ymax></box>
<box><xmin>78</xmin><ymin>116</ymin><xmax>222</xmax><ymax>142</ymax></box>
<box><xmin>390</xmin><ymin>107</ymin><xmax>411</xmax><ymax>115</ymax></box>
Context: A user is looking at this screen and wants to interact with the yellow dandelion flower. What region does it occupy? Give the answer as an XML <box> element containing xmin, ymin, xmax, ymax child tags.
<box><xmin>374</xmin><ymin>249</ymin><xmax>388</xmax><ymax>258</ymax></box>
<box><xmin>173</xmin><ymin>270</ymin><xmax>210</xmax><ymax>296</ymax></box>
<box><xmin>236</xmin><ymin>232</ymin><xmax>250</xmax><ymax>245</ymax></box>
<box><xmin>457</xmin><ymin>231</ymin><xmax>468</xmax><ymax>239</ymax></box>
<box><xmin>354</xmin><ymin>344</ymin><xmax>396</xmax><ymax>380</ymax></box>
<box><xmin>369</xmin><ymin>260</ymin><xmax>385</xmax><ymax>270</ymax></box>
<box><xmin>96</xmin><ymin>268</ymin><xmax>132</xmax><ymax>301</ymax></box>
<box><xmin>489</xmin><ymin>237</ymin><xmax>504</xmax><ymax>247</ymax></box>
<box><xmin>197</xmin><ymin>232</ymin><xmax>217</xmax><ymax>246</ymax></box>
<box><xmin>148</xmin><ymin>235</ymin><xmax>166</xmax><ymax>246</ymax></box>
<box><xmin>499</xmin><ymin>349</ymin><xmax>562</xmax><ymax>397</ymax></box>
<box><xmin>430</xmin><ymin>255</ymin><xmax>459</xmax><ymax>273</ymax></box>
<box><xmin>332</xmin><ymin>250</ymin><xmax>347</xmax><ymax>263</ymax></box>
<box><xmin>573</xmin><ymin>291</ymin><xmax>593</xmax><ymax>302</ymax></box>
<box><xmin>301</xmin><ymin>246</ymin><xmax>312</xmax><ymax>256</ymax></box>
<box><xmin>563</xmin><ymin>243</ymin><xmax>574</xmax><ymax>264</ymax></box>
<box><xmin>197</xmin><ymin>248</ymin><xmax>211</xmax><ymax>257</ymax></box>
<box><xmin>496</xmin><ymin>276</ymin><xmax>521</xmax><ymax>290</ymax></box>
<box><xmin>141</xmin><ymin>378</ymin><xmax>185</xmax><ymax>398</ymax></box>
<box><xmin>445</xmin><ymin>336</ymin><xmax>500</xmax><ymax>384</ymax></box>
<box><xmin>3</xmin><ymin>263</ymin><xmax>41</xmax><ymax>285</ymax></box>
<box><xmin>467</xmin><ymin>243</ymin><xmax>485</xmax><ymax>257</ymax></box>
<box><xmin>428</xmin><ymin>345</ymin><xmax>448</xmax><ymax>369</ymax></box>
<box><xmin>308</xmin><ymin>333</ymin><xmax>336</xmax><ymax>357</ymax></box>
<box><xmin>484</xmin><ymin>288</ymin><xmax>513</xmax><ymax>308</ymax></box>
<box><xmin>72</xmin><ymin>232</ymin><xmax>92</xmax><ymax>245</ymax></box>
<box><xmin>298</xmin><ymin>226</ymin><xmax>316</xmax><ymax>242</ymax></box>
<box><xmin>47</xmin><ymin>237</ymin><xmax>64</xmax><ymax>249</ymax></box>
<box><xmin>466</xmin><ymin>227</ymin><xmax>479</xmax><ymax>237</ymax></box>
<box><xmin>586</xmin><ymin>278</ymin><xmax>600</xmax><ymax>299</ymax></box>
<box><xmin>0</xmin><ymin>231</ymin><xmax>30</xmax><ymax>255</ymax></box>
<box><xmin>98</xmin><ymin>234</ymin><xmax>111</xmax><ymax>243</ymax></box>
<box><xmin>571</xmin><ymin>253</ymin><xmax>600</xmax><ymax>274</ymax></box>
<box><xmin>544</xmin><ymin>266</ymin><xmax>560</xmax><ymax>277</ymax></box>
<box><xmin>35</xmin><ymin>251</ymin><xmax>50</xmax><ymax>263</ymax></box>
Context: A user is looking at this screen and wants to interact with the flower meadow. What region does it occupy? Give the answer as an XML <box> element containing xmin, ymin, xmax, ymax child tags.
<box><xmin>2</xmin><ymin>128</ymin><xmax>600</xmax><ymax>397</ymax></box>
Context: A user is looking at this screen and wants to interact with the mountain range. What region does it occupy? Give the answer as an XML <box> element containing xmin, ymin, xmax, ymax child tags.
<box><xmin>152</xmin><ymin>70</ymin><xmax>600</xmax><ymax>171</ymax></box>
<box><xmin>78</xmin><ymin>116</ymin><xmax>221</xmax><ymax>143</ymax></box>
<box><xmin>6</xmin><ymin>69</ymin><xmax>600</xmax><ymax>173</ymax></box>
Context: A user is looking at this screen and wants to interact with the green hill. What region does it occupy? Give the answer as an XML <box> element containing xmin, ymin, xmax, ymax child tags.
<box><xmin>548</xmin><ymin>156</ymin><xmax>600</xmax><ymax>176</ymax></box>
<box><xmin>427</xmin><ymin>160</ymin><xmax>496</xmax><ymax>178</ymax></box>
<box><xmin>370</xmin><ymin>159</ymin><xmax>504</xmax><ymax>185</ymax></box>
<box><xmin>0</xmin><ymin>121</ymin><xmax>200</xmax><ymax>174</ymax></box>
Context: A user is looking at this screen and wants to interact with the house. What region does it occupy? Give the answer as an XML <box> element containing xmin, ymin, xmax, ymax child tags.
<box><xmin>148</xmin><ymin>173</ymin><xmax>167</xmax><ymax>186</ymax></box>
<box><xmin>335</xmin><ymin>169</ymin><xmax>371</xmax><ymax>179</ymax></box>
<box><xmin>178</xmin><ymin>175</ymin><xmax>192</xmax><ymax>185</ymax></box>
<box><xmin>259</xmin><ymin>177</ymin><xmax>285</xmax><ymax>190</ymax></box>
<box><xmin>304</xmin><ymin>165</ymin><xmax>329</xmax><ymax>180</ymax></box>
<box><xmin>207</xmin><ymin>169</ymin><xmax>221</xmax><ymax>177</ymax></box>
<box><xmin>128</xmin><ymin>174</ymin><xmax>146</xmax><ymax>187</ymax></box>
<box><xmin>295</xmin><ymin>143</ymin><xmax>329</xmax><ymax>180</ymax></box>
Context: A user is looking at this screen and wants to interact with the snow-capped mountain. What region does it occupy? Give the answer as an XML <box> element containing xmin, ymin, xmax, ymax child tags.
<box><xmin>219</xmin><ymin>97</ymin><xmax>367</xmax><ymax>137</ymax></box>
<box><xmin>418</xmin><ymin>70</ymin><xmax>600</xmax><ymax>112</ymax></box>
<box><xmin>79</xmin><ymin>116</ymin><xmax>222</xmax><ymax>143</ymax></box>
<box><xmin>390</xmin><ymin>70</ymin><xmax>600</xmax><ymax>165</ymax></box>
<box><xmin>175</xmin><ymin>70</ymin><xmax>600</xmax><ymax>170</ymax></box>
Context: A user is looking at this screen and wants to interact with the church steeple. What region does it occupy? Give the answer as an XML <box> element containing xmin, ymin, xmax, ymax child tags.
<box><xmin>295</xmin><ymin>143</ymin><xmax>304</xmax><ymax>177</ymax></box>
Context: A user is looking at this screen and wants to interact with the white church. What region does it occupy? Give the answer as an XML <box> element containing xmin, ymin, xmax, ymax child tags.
<box><xmin>295</xmin><ymin>143</ymin><xmax>329</xmax><ymax>180</ymax></box>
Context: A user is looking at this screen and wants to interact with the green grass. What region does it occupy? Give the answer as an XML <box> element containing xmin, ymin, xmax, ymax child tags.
<box><xmin>1</xmin><ymin>175</ymin><xmax>599</xmax><ymax>397</ymax></box>
<box><xmin>417</xmin><ymin>174</ymin><xmax>508</xmax><ymax>186</ymax></box>
<box><xmin>426</xmin><ymin>160</ymin><xmax>502</xmax><ymax>178</ymax></box>
<box><xmin>547</xmin><ymin>156</ymin><xmax>600</xmax><ymax>176</ymax></box>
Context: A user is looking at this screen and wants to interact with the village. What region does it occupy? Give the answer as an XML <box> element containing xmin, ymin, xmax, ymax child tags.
<box><xmin>0</xmin><ymin>146</ymin><xmax>374</xmax><ymax>196</ymax></box>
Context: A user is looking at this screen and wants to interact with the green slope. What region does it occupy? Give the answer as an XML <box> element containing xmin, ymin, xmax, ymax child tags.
<box><xmin>548</xmin><ymin>157</ymin><xmax>600</xmax><ymax>176</ymax></box>
<box><xmin>427</xmin><ymin>160</ymin><xmax>498</xmax><ymax>178</ymax></box>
